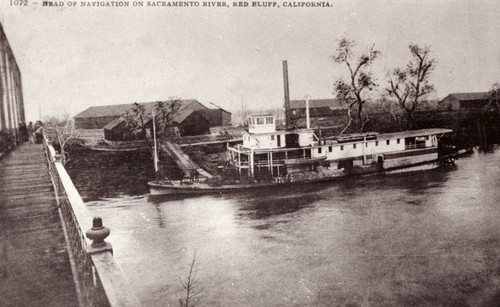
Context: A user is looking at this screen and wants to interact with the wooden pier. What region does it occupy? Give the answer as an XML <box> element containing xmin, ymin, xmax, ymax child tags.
<box><xmin>0</xmin><ymin>143</ymin><xmax>78</xmax><ymax>306</ymax></box>
<box><xmin>161</xmin><ymin>141</ymin><xmax>213</xmax><ymax>179</ymax></box>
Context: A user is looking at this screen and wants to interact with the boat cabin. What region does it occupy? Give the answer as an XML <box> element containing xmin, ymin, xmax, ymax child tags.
<box><xmin>229</xmin><ymin>114</ymin><xmax>452</xmax><ymax>179</ymax></box>
<box><xmin>243</xmin><ymin>114</ymin><xmax>315</xmax><ymax>150</ymax></box>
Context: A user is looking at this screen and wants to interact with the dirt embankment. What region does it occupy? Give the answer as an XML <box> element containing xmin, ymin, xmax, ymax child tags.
<box><xmin>65</xmin><ymin>146</ymin><xmax>156</xmax><ymax>201</ymax></box>
<box><xmin>182</xmin><ymin>143</ymin><xmax>240</xmax><ymax>181</ymax></box>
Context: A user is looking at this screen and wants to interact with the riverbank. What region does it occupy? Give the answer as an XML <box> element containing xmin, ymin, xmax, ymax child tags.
<box><xmin>64</xmin><ymin>146</ymin><xmax>154</xmax><ymax>201</ymax></box>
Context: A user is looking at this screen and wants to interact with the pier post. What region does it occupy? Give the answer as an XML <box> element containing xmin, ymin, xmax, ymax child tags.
<box><xmin>54</xmin><ymin>153</ymin><xmax>62</xmax><ymax>162</ymax></box>
<box><xmin>86</xmin><ymin>217</ymin><xmax>113</xmax><ymax>254</ymax></box>
<box><xmin>270</xmin><ymin>151</ymin><xmax>273</xmax><ymax>176</ymax></box>
<box><xmin>249</xmin><ymin>149</ymin><xmax>254</xmax><ymax>177</ymax></box>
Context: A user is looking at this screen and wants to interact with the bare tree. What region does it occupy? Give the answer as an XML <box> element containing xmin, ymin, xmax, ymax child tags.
<box><xmin>43</xmin><ymin>113</ymin><xmax>74</xmax><ymax>165</ymax></box>
<box><xmin>333</xmin><ymin>38</ymin><xmax>380</xmax><ymax>133</ymax></box>
<box><xmin>380</xmin><ymin>94</ymin><xmax>404</xmax><ymax>131</ymax></box>
<box><xmin>122</xmin><ymin>103</ymin><xmax>152</xmax><ymax>151</ymax></box>
<box><xmin>386</xmin><ymin>44</ymin><xmax>435</xmax><ymax>130</ymax></box>
<box><xmin>122</xmin><ymin>99</ymin><xmax>180</xmax><ymax>154</ymax></box>
<box><xmin>487</xmin><ymin>82</ymin><xmax>500</xmax><ymax>111</ymax></box>
<box><xmin>154</xmin><ymin>99</ymin><xmax>181</xmax><ymax>138</ymax></box>
<box><xmin>179</xmin><ymin>252</ymin><xmax>203</xmax><ymax>307</ymax></box>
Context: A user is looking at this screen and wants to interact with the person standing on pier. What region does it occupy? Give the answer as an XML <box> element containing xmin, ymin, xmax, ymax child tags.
<box><xmin>27</xmin><ymin>122</ymin><xmax>34</xmax><ymax>143</ymax></box>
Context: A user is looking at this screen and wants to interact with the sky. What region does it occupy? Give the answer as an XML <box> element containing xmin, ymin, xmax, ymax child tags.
<box><xmin>1</xmin><ymin>0</ymin><xmax>500</xmax><ymax>122</ymax></box>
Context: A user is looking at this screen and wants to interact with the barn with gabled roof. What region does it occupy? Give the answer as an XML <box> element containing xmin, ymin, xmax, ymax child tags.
<box><xmin>438</xmin><ymin>92</ymin><xmax>490</xmax><ymax>110</ymax></box>
<box><xmin>74</xmin><ymin>99</ymin><xmax>208</xmax><ymax>129</ymax></box>
<box><xmin>100</xmin><ymin>100</ymin><xmax>211</xmax><ymax>140</ymax></box>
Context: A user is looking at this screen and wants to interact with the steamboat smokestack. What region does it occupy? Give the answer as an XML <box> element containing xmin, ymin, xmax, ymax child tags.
<box><xmin>282</xmin><ymin>60</ymin><xmax>291</xmax><ymax>129</ymax></box>
<box><xmin>305</xmin><ymin>95</ymin><xmax>311</xmax><ymax>129</ymax></box>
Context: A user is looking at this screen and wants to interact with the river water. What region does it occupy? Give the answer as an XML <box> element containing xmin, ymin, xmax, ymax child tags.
<box><xmin>83</xmin><ymin>148</ymin><xmax>500</xmax><ymax>306</ymax></box>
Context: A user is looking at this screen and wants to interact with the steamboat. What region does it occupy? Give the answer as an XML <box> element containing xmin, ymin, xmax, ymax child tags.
<box><xmin>148</xmin><ymin>61</ymin><xmax>452</xmax><ymax>195</ymax></box>
<box><xmin>148</xmin><ymin>112</ymin><xmax>452</xmax><ymax>195</ymax></box>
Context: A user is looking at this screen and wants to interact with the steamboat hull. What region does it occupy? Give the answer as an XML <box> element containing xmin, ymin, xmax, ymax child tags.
<box><xmin>148</xmin><ymin>158</ymin><xmax>443</xmax><ymax>196</ymax></box>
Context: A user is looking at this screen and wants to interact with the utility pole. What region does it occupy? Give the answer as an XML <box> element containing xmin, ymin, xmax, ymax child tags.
<box><xmin>282</xmin><ymin>60</ymin><xmax>291</xmax><ymax>130</ymax></box>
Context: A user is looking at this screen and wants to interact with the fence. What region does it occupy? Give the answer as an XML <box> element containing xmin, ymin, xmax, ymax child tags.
<box><xmin>42</xmin><ymin>133</ymin><xmax>141</xmax><ymax>307</ymax></box>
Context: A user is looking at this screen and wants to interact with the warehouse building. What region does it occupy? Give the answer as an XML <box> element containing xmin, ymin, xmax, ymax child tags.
<box><xmin>75</xmin><ymin>99</ymin><xmax>231</xmax><ymax>129</ymax></box>
<box><xmin>0</xmin><ymin>22</ymin><xmax>25</xmax><ymax>155</ymax></box>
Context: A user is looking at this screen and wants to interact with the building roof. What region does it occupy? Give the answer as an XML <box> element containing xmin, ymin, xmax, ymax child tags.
<box><xmin>103</xmin><ymin>117</ymin><xmax>123</xmax><ymax>130</ymax></box>
<box><xmin>447</xmin><ymin>92</ymin><xmax>490</xmax><ymax>101</ymax></box>
<box><xmin>173</xmin><ymin>108</ymin><xmax>201</xmax><ymax>123</ymax></box>
<box><xmin>74</xmin><ymin>99</ymin><xmax>205</xmax><ymax>119</ymax></box>
<box><xmin>101</xmin><ymin>100</ymin><xmax>211</xmax><ymax>130</ymax></box>
<box><xmin>249</xmin><ymin>113</ymin><xmax>274</xmax><ymax>117</ymax></box>
<box><xmin>376</xmin><ymin>128</ymin><xmax>453</xmax><ymax>140</ymax></box>
<box><xmin>206</xmin><ymin>102</ymin><xmax>231</xmax><ymax>114</ymax></box>
<box><xmin>74</xmin><ymin>103</ymin><xmax>133</xmax><ymax>118</ymax></box>
<box><xmin>289</xmin><ymin>98</ymin><xmax>348</xmax><ymax>110</ymax></box>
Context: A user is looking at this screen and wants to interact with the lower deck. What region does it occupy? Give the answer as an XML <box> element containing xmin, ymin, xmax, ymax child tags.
<box><xmin>228</xmin><ymin>143</ymin><xmax>439</xmax><ymax>179</ymax></box>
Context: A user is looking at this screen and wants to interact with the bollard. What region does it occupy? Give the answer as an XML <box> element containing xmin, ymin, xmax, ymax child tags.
<box><xmin>86</xmin><ymin>217</ymin><xmax>113</xmax><ymax>254</ymax></box>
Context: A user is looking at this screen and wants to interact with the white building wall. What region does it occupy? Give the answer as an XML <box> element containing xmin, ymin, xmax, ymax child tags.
<box><xmin>368</xmin><ymin>138</ymin><xmax>405</xmax><ymax>155</ymax></box>
<box><xmin>248</xmin><ymin>115</ymin><xmax>276</xmax><ymax>134</ymax></box>
<box><xmin>320</xmin><ymin>136</ymin><xmax>428</xmax><ymax>161</ymax></box>
<box><xmin>384</xmin><ymin>152</ymin><xmax>438</xmax><ymax>169</ymax></box>
<box><xmin>1</xmin><ymin>52</ymin><xmax>10</xmax><ymax>129</ymax></box>
<box><xmin>243</xmin><ymin>132</ymin><xmax>286</xmax><ymax>149</ymax></box>
<box><xmin>248</xmin><ymin>122</ymin><xmax>275</xmax><ymax>134</ymax></box>
<box><xmin>298</xmin><ymin>131</ymin><xmax>314</xmax><ymax>147</ymax></box>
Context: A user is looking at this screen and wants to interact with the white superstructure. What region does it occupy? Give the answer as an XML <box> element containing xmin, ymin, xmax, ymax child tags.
<box><xmin>229</xmin><ymin>113</ymin><xmax>451</xmax><ymax>179</ymax></box>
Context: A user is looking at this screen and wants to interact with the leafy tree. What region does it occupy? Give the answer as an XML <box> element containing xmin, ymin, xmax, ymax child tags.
<box><xmin>333</xmin><ymin>38</ymin><xmax>380</xmax><ymax>133</ymax></box>
<box><xmin>386</xmin><ymin>44</ymin><xmax>435</xmax><ymax>130</ymax></box>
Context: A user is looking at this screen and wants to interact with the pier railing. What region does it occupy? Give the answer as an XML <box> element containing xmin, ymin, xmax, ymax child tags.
<box><xmin>42</xmin><ymin>133</ymin><xmax>141</xmax><ymax>307</ymax></box>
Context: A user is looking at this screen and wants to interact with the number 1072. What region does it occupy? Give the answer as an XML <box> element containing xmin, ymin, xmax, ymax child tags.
<box><xmin>11</xmin><ymin>0</ymin><xmax>28</xmax><ymax>5</ymax></box>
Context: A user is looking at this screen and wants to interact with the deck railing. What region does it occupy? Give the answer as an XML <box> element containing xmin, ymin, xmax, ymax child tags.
<box><xmin>405</xmin><ymin>143</ymin><xmax>426</xmax><ymax>150</ymax></box>
<box><xmin>42</xmin><ymin>133</ymin><xmax>141</xmax><ymax>307</ymax></box>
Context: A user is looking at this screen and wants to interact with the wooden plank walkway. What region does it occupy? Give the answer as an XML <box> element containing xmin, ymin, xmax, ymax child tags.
<box><xmin>0</xmin><ymin>143</ymin><xmax>78</xmax><ymax>306</ymax></box>
<box><xmin>161</xmin><ymin>141</ymin><xmax>213</xmax><ymax>179</ymax></box>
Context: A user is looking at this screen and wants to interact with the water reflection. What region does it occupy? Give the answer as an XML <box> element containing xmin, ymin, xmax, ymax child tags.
<box><xmin>236</xmin><ymin>194</ymin><xmax>321</xmax><ymax>220</ymax></box>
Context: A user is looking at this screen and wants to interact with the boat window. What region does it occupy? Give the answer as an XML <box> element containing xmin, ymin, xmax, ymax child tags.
<box><xmin>426</xmin><ymin>136</ymin><xmax>429</xmax><ymax>140</ymax></box>
<box><xmin>353</xmin><ymin>143</ymin><xmax>357</xmax><ymax>149</ymax></box>
<box><xmin>375</xmin><ymin>141</ymin><xmax>378</xmax><ymax>146</ymax></box>
<box><xmin>271</xmin><ymin>135</ymin><xmax>275</xmax><ymax>141</ymax></box>
<box><xmin>397</xmin><ymin>138</ymin><xmax>400</xmax><ymax>144</ymax></box>
<box><xmin>318</xmin><ymin>147</ymin><xmax>322</xmax><ymax>154</ymax></box>
<box><xmin>340</xmin><ymin>145</ymin><xmax>344</xmax><ymax>151</ymax></box>
<box><xmin>365</xmin><ymin>142</ymin><xmax>368</xmax><ymax>147</ymax></box>
<box><xmin>329</xmin><ymin>146</ymin><xmax>332</xmax><ymax>152</ymax></box>
<box><xmin>386</xmin><ymin>140</ymin><xmax>390</xmax><ymax>145</ymax></box>
<box><xmin>257</xmin><ymin>117</ymin><xmax>264</xmax><ymax>124</ymax></box>
<box><xmin>266</xmin><ymin>117</ymin><xmax>274</xmax><ymax>124</ymax></box>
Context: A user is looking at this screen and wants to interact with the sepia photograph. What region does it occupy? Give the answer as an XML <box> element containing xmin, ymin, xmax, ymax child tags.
<box><xmin>1</xmin><ymin>0</ymin><xmax>499</xmax><ymax>305</ymax></box>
